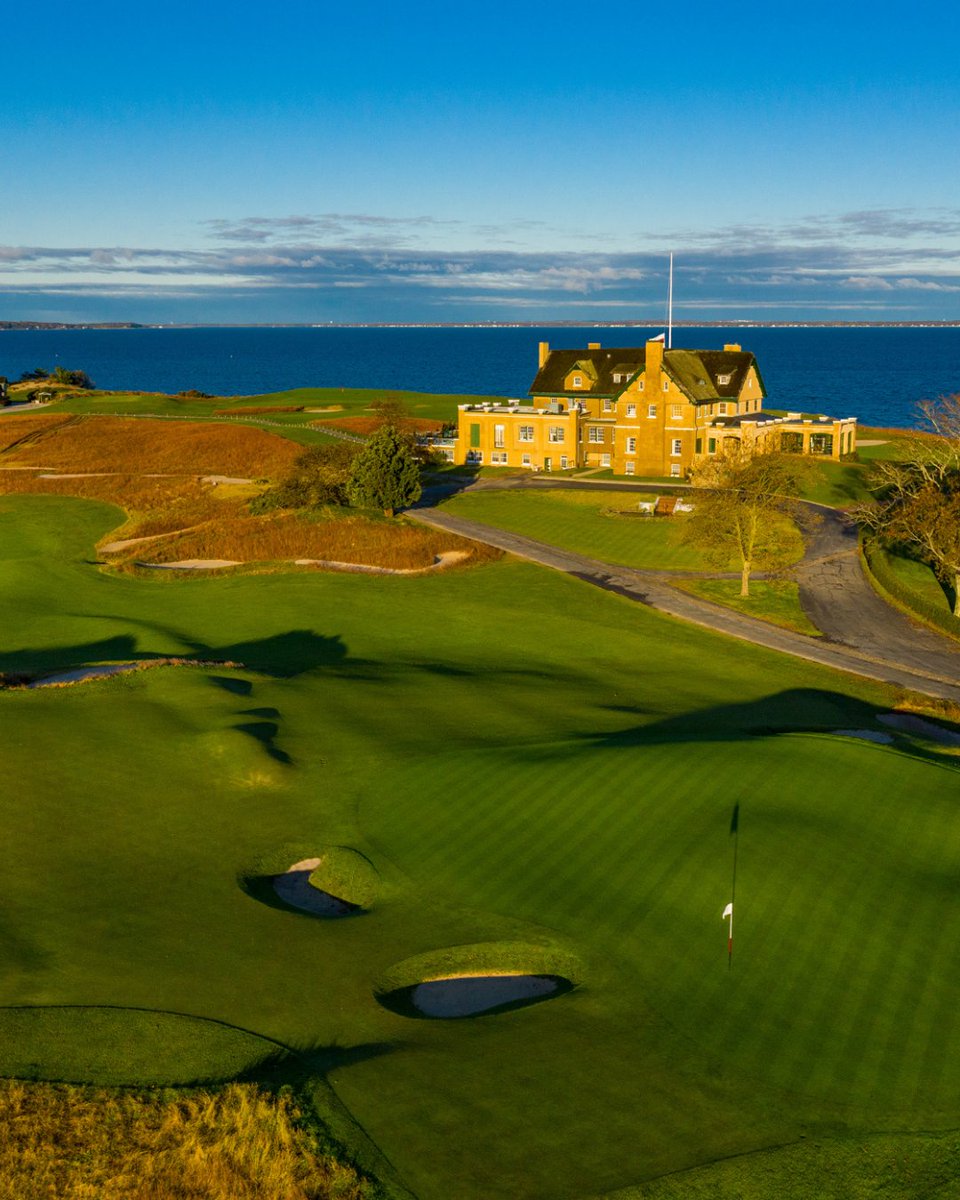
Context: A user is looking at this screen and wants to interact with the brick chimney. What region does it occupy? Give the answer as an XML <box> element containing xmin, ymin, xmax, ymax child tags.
<box><xmin>538</xmin><ymin>341</ymin><xmax>550</xmax><ymax>368</ymax></box>
<box><xmin>645</xmin><ymin>336</ymin><xmax>665</xmax><ymax>379</ymax></box>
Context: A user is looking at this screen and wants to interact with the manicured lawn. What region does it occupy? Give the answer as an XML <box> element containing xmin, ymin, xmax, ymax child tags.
<box><xmin>799</xmin><ymin>459</ymin><xmax>874</xmax><ymax>506</ymax></box>
<box><xmin>2</xmin><ymin>495</ymin><xmax>960</xmax><ymax>1200</ymax></box>
<box><xmin>874</xmin><ymin>546</ymin><xmax>954</xmax><ymax>616</ymax></box>
<box><xmin>670</xmin><ymin>578</ymin><xmax>822</xmax><ymax>636</ymax></box>
<box><xmin>439</xmin><ymin>488</ymin><xmax>721</xmax><ymax>569</ymax></box>
<box><xmin>53</xmin><ymin>385</ymin><xmax>483</xmax><ymax>426</ymax></box>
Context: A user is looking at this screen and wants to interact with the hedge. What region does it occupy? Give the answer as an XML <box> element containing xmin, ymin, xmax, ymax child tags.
<box><xmin>862</xmin><ymin>538</ymin><xmax>960</xmax><ymax>640</ymax></box>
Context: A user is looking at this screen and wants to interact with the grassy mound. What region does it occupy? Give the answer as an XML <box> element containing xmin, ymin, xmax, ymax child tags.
<box><xmin>0</xmin><ymin>1008</ymin><xmax>287</xmax><ymax>1085</ymax></box>
<box><xmin>308</xmin><ymin>847</ymin><xmax>380</xmax><ymax>909</ymax></box>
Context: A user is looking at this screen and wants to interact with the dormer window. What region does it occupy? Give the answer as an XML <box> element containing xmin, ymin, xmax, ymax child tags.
<box><xmin>717</xmin><ymin>373</ymin><xmax>732</xmax><ymax>386</ymax></box>
<box><xmin>573</xmin><ymin>375</ymin><xmax>582</xmax><ymax>388</ymax></box>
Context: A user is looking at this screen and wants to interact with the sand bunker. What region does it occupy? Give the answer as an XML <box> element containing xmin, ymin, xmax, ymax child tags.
<box><xmin>409</xmin><ymin>974</ymin><xmax>561</xmax><ymax>1018</ymax></box>
<box><xmin>878</xmin><ymin>712</ymin><xmax>960</xmax><ymax>745</ymax></box>
<box><xmin>20</xmin><ymin>657</ymin><xmax>243</xmax><ymax>690</ymax></box>
<box><xmin>293</xmin><ymin>550</ymin><xmax>469</xmax><ymax>575</ymax></box>
<box><xmin>272</xmin><ymin>858</ymin><xmax>357</xmax><ymax>917</ymax></box>
<box><xmin>142</xmin><ymin>559</ymin><xmax>242</xmax><ymax>570</ymax></box>
<box><xmin>29</xmin><ymin>662</ymin><xmax>141</xmax><ymax>687</ymax></box>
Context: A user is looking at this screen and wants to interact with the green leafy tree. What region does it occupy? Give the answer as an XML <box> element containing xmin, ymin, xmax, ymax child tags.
<box><xmin>683</xmin><ymin>448</ymin><xmax>814</xmax><ymax>597</ymax></box>
<box><xmin>347</xmin><ymin>424</ymin><xmax>422</xmax><ymax>517</ymax></box>
<box><xmin>252</xmin><ymin>440</ymin><xmax>357</xmax><ymax>512</ymax></box>
<box><xmin>51</xmin><ymin>366</ymin><xmax>94</xmax><ymax>388</ymax></box>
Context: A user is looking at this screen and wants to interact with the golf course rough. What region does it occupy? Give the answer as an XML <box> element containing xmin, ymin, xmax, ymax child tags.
<box><xmin>3</xmin><ymin>493</ymin><xmax>960</xmax><ymax>1200</ymax></box>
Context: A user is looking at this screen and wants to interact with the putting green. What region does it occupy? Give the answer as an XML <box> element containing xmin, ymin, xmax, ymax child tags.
<box><xmin>1</xmin><ymin>494</ymin><xmax>959</xmax><ymax>1200</ymax></box>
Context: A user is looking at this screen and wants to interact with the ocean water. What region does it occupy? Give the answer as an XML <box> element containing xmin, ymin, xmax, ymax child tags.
<box><xmin>1</xmin><ymin>325</ymin><xmax>959</xmax><ymax>428</ymax></box>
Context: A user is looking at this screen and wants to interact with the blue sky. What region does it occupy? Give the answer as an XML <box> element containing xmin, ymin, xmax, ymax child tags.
<box><xmin>3</xmin><ymin>0</ymin><xmax>960</xmax><ymax>323</ymax></box>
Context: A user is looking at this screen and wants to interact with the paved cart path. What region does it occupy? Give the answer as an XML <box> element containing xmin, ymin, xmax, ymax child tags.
<box><xmin>410</xmin><ymin>503</ymin><xmax>960</xmax><ymax>704</ymax></box>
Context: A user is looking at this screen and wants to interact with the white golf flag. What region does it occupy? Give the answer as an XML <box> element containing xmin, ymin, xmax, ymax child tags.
<box><xmin>722</xmin><ymin>902</ymin><xmax>734</xmax><ymax>962</ymax></box>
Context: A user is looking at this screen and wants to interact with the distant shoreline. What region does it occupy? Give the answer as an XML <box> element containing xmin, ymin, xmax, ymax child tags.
<box><xmin>3</xmin><ymin>320</ymin><xmax>960</xmax><ymax>331</ymax></box>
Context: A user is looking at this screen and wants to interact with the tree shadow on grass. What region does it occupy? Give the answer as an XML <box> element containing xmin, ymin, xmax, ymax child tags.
<box><xmin>0</xmin><ymin>628</ymin><xmax>350</xmax><ymax>683</ymax></box>
<box><xmin>572</xmin><ymin>688</ymin><xmax>891</xmax><ymax>751</ymax></box>
<box><xmin>232</xmin><ymin>721</ymin><xmax>293</xmax><ymax>765</ymax></box>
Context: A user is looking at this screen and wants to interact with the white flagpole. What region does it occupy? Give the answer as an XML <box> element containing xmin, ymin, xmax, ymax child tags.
<box><xmin>667</xmin><ymin>252</ymin><xmax>673</xmax><ymax>350</ymax></box>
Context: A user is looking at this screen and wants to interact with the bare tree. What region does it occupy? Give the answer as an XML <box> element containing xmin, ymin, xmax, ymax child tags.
<box><xmin>856</xmin><ymin>394</ymin><xmax>960</xmax><ymax>615</ymax></box>
<box><xmin>683</xmin><ymin>448</ymin><xmax>814</xmax><ymax>597</ymax></box>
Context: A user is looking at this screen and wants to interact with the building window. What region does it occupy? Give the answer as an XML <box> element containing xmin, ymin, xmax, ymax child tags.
<box><xmin>603</xmin><ymin>398</ymin><xmax>614</xmax><ymax>412</ymax></box>
<box><xmin>573</xmin><ymin>375</ymin><xmax>582</xmax><ymax>388</ymax></box>
<box><xmin>490</xmin><ymin>451</ymin><xmax>507</xmax><ymax>464</ymax></box>
<box><xmin>718</xmin><ymin>403</ymin><xmax>728</xmax><ymax>415</ymax></box>
<box><xmin>521</xmin><ymin>452</ymin><xmax>531</xmax><ymax>466</ymax></box>
<box><xmin>639</xmin><ymin>380</ymin><xmax>645</xmax><ymax>392</ymax></box>
<box><xmin>548</xmin><ymin>426</ymin><xmax>565</xmax><ymax>442</ymax></box>
<box><xmin>695</xmin><ymin>437</ymin><xmax>702</xmax><ymax>454</ymax></box>
<box><xmin>494</xmin><ymin>424</ymin><xmax>505</xmax><ymax>448</ymax></box>
<box><xmin>560</xmin><ymin>455</ymin><xmax>568</xmax><ymax>469</ymax></box>
<box><xmin>670</xmin><ymin>464</ymin><xmax>681</xmax><ymax>477</ymax></box>
<box><xmin>671</xmin><ymin>439</ymin><xmax>682</xmax><ymax>456</ymax></box>
<box><xmin>466</xmin><ymin>449</ymin><xmax>483</xmax><ymax>463</ymax></box>
<box><xmin>588</xmin><ymin>426</ymin><xmax>605</xmax><ymax>443</ymax></box>
<box><xmin>663</xmin><ymin>381</ymin><xmax>669</xmax><ymax>392</ymax></box>
<box><xmin>708</xmin><ymin>437</ymin><xmax>716</xmax><ymax>454</ymax></box>
<box><xmin>626</xmin><ymin>437</ymin><xmax>636</xmax><ymax>454</ymax></box>
<box><xmin>625</xmin><ymin>461</ymin><xmax>635</xmax><ymax>475</ymax></box>
<box><xmin>626</xmin><ymin>403</ymin><xmax>636</xmax><ymax>417</ymax></box>
<box><xmin>519</xmin><ymin>425</ymin><xmax>534</xmax><ymax>442</ymax></box>
<box><xmin>717</xmin><ymin>373</ymin><xmax>732</xmax><ymax>386</ymax></box>
<box><xmin>647</xmin><ymin>404</ymin><xmax>657</xmax><ymax>419</ymax></box>
<box><xmin>469</xmin><ymin>423</ymin><xmax>480</xmax><ymax>448</ymax></box>
<box><xmin>671</xmin><ymin>404</ymin><xmax>682</xmax><ymax>419</ymax></box>
<box><xmin>601</xmin><ymin>453</ymin><xmax>611</xmax><ymax>467</ymax></box>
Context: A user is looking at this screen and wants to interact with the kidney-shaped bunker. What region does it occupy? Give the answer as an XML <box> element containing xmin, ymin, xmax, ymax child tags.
<box><xmin>376</xmin><ymin>942</ymin><xmax>581</xmax><ymax>1019</ymax></box>
<box><xmin>411</xmin><ymin>973</ymin><xmax>569</xmax><ymax>1018</ymax></box>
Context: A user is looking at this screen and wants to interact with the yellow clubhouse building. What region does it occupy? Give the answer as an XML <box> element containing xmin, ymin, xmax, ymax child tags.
<box><xmin>449</xmin><ymin>337</ymin><xmax>856</xmax><ymax>477</ymax></box>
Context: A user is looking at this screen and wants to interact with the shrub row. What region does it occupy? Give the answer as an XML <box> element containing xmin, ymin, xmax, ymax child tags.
<box><xmin>862</xmin><ymin>538</ymin><xmax>960</xmax><ymax>639</ymax></box>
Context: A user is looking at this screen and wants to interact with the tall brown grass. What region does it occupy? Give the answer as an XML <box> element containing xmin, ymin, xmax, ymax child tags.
<box><xmin>2</xmin><ymin>417</ymin><xmax>300</xmax><ymax>477</ymax></box>
<box><xmin>0</xmin><ymin>1079</ymin><xmax>372</xmax><ymax>1200</ymax></box>
<box><xmin>0</xmin><ymin>471</ymin><xmax>236</xmax><ymax>542</ymax></box>
<box><xmin>0</xmin><ymin>420</ymin><xmax>499</xmax><ymax>571</ymax></box>
<box><xmin>142</xmin><ymin>511</ymin><xmax>499</xmax><ymax>570</ymax></box>
<box><xmin>0</xmin><ymin>413</ymin><xmax>77</xmax><ymax>452</ymax></box>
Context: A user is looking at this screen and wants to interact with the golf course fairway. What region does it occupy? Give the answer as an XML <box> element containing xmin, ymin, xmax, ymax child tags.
<box><xmin>2</xmin><ymin>494</ymin><xmax>959</xmax><ymax>1199</ymax></box>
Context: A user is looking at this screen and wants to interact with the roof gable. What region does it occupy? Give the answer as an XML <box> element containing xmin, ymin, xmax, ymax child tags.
<box><xmin>530</xmin><ymin>348</ymin><xmax>642</xmax><ymax>397</ymax></box>
<box><xmin>663</xmin><ymin>349</ymin><xmax>766</xmax><ymax>402</ymax></box>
